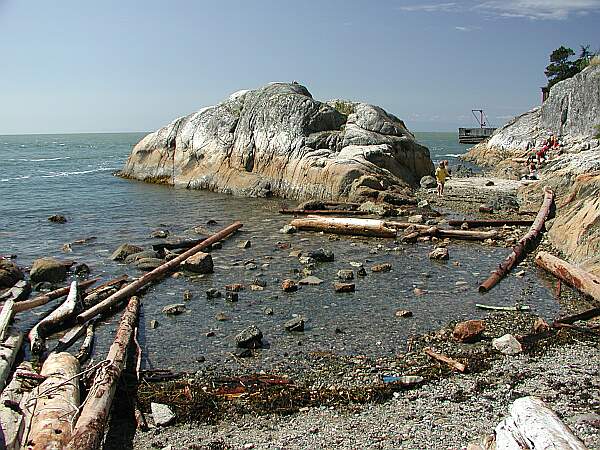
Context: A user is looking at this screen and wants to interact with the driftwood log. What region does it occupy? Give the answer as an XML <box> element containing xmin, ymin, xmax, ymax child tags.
<box><xmin>13</xmin><ymin>278</ymin><xmax>98</xmax><ymax>314</ymax></box>
<box><xmin>66</xmin><ymin>296</ymin><xmax>140</xmax><ymax>450</ymax></box>
<box><xmin>494</xmin><ymin>396</ymin><xmax>587</xmax><ymax>449</ymax></box>
<box><xmin>24</xmin><ymin>352</ymin><xmax>80</xmax><ymax>450</ymax></box>
<box><xmin>535</xmin><ymin>251</ymin><xmax>600</xmax><ymax>302</ymax></box>
<box><xmin>280</xmin><ymin>209</ymin><xmax>368</xmax><ymax>216</ymax></box>
<box><xmin>475</xmin><ymin>304</ymin><xmax>530</xmax><ymax>312</ymax></box>
<box><xmin>29</xmin><ymin>280</ymin><xmax>79</xmax><ymax>355</ymax></box>
<box><xmin>0</xmin><ymin>299</ymin><xmax>16</xmax><ymax>343</ymax></box>
<box><xmin>385</xmin><ymin>221</ymin><xmax>498</xmax><ymax>241</ymax></box>
<box><xmin>0</xmin><ymin>361</ymin><xmax>34</xmax><ymax>450</ymax></box>
<box><xmin>0</xmin><ymin>280</ymin><xmax>31</xmax><ymax>302</ymax></box>
<box><xmin>76</xmin><ymin>321</ymin><xmax>96</xmax><ymax>363</ymax></box>
<box><xmin>448</xmin><ymin>219</ymin><xmax>534</xmax><ymax>228</ymax></box>
<box><xmin>77</xmin><ymin>221</ymin><xmax>243</xmax><ymax>323</ymax></box>
<box><xmin>290</xmin><ymin>216</ymin><xmax>397</xmax><ymax>238</ymax></box>
<box><xmin>424</xmin><ymin>348</ymin><xmax>466</xmax><ymax>372</ymax></box>
<box><xmin>0</xmin><ymin>334</ymin><xmax>24</xmax><ymax>392</ymax></box>
<box><xmin>479</xmin><ymin>187</ymin><xmax>554</xmax><ymax>293</ymax></box>
<box><xmin>152</xmin><ymin>238</ymin><xmax>206</xmax><ymax>253</ymax></box>
<box><xmin>555</xmin><ymin>307</ymin><xmax>600</xmax><ymax>325</ymax></box>
<box><xmin>51</xmin><ymin>323</ymin><xmax>88</xmax><ymax>354</ymax></box>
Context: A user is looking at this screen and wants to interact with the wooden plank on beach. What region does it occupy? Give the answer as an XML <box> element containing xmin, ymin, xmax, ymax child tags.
<box><xmin>279</xmin><ymin>209</ymin><xmax>367</xmax><ymax>216</ymax></box>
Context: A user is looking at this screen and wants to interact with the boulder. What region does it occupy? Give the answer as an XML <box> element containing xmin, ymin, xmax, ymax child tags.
<box><xmin>284</xmin><ymin>316</ymin><xmax>305</xmax><ymax>332</ymax></box>
<box><xmin>48</xmin><ymin>214</ymin><xmax>67</xmax><ymax>223</ymax></box>
<box><xmin>336</xmin><ymin>269</ymin><xmax>354</xmax><ymax>281</ymax></box>
<box><xmin>111</xmin><ymin>243</ymin><xmax>144</xmax><ymax>261</ymax></box>
<box><xmin>120</xmin><ymin>83</ymin><xmax>433</xmax><ymax>202</ymax></box>
<box><xmin>453</xmin><ymin>320</ymin><xmax>485</xmax><ymax>342</ymax></box>
<box><xmin>420</xmin><ymin>175</ymin><xmax>437</xmax><ymax>189</ymax></box>
<box><xmin>429</xmin><ymin>247</ymin><xmax>449</xmax><ymax>260</ymax></box>
<box><xmin>30</xmin><ymin>258</ymin><xmax>68</xmax><ymax>283</ymax></box>
<box><xmin>162</xmin><ymin>304</ymin><xmax>186</xmax><ymax>315</ymax></box>
<box><xmin>124</xmin><ymin>250</ymin><xmax>158</xmax><ymax>264</ymax></box>
<box><xmin>0</xmin><ymin>260</ymin><xmax>24</xmax><ymax>288</ymax></box>
<box><xmin>492</xmin><ymin>334</ymin><xmax>523</xmax><ymax>355</ymax></box>
<box><xmin>181</xmin><ymin>252</ymin><xmax>213</xmax><ymax>274</ymax></box>
<box><xmin>151</xmin><ymin>402</ymin><xmax>176</xmax><ymax>426</ymax></box>
<box><xmin>134</xmin><ymin>257</ymin><xmax>165</xmax><ymax>271</ymax></box>
<box><xmin>281</xmin><ymin>279</ymin><xmax>298</xmax><ymax>292</ymax></box>
<box><xmin>235</xmin><ymin>325</ymin><xmax>263</xmax><ymax>349</ymax></box>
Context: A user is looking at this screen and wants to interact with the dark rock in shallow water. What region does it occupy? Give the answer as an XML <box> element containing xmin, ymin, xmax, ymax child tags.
<box><xmin>0</xmin><ymin>260</ymin><xmax>24</xmax><ymax>288</ymax></box>
<box><xmin>151</xmin><ymin>229</ymin><xmax>169</xmax><ymax>238</ymax></box>
<box><xmin>238</xmin><ymin>240</ymin><xmax>252</xmax><ymax>249</ymax></box>
<box><xmin>336</xmin><ymin>269</ymin><xmax>354</xmax><ymax>281</ymax></box>
<box><xmin>125</xmin><ymin>250</ymin><xmax>158</xmax><ymax>264</ymax></box>
<box><xmin>281</xmin><ymin>279</ymin><xmax>298</xmax><ymax>292</ymax></box>
<box><xmin>334</xmin><ymin>282</ymin><xmax>355</xmax><ymax>293</ymax></box>
<box><xmin>162</xmin><ymin>304</ymin><xmax>186</xmax><ymax>315</ymax></box>
<box><xmin>215</xmin><ymin>312</ymin><xmax>229</xmax><ymax>321</ymax></box>
<box><xmin>284</xmin><ymin>316</ymin><xmax>305</xmax><ymax>332</ymax></box>
<box><xmin>111</xmin><ymin>243</ymin><xmax>144</xmax><ymax>261</ymax></box>
<box><xmin>181</xmin><ymin>252</ymin><xmax>213</xmax><ymax>274</ymax></box>
<box><xmin>429</xmin><ymin>247</ymin><xmax>449</xmax><ymax>260</ymax></box>
<box><xmin>235</xmin><ymin>325</ymin><xmax>263</xmax><ymax>349</ymax></box>
<box><xmin>226</xmin><ymin>291</ymin><xmax>239</xmax><ymax>302</ymax></box>
<box><xmin>357</xmin><ymin>266</ymin><xmax>367</xmax><ymax>277</ymax></box>
<box><xmin>134</xmin><ymin>257</ymin><xmax>164</xmax><ymax>271</ymax></box>
<box><xmin>307</xmin><ymin>248</ymin><xmax>334</xmax><ymax>262</ymax></box>
<box><xmin>30</xmin><ymin>258</ymin><xmax>68</xmax><ymax>283</ymax></box>
<box><xmin>206</xmin><ymin>288</ymin><xmax>222</xmax><ymax>299</ymax></box>
<box><xmin>48</xmin><ymin>214</ymin><xmax>67</xmax><ymax>224</ymax></box>
<box><xmin>371</xmin><ymin>263</ymin><xmax>392</xmax><ymax>273</ymax></box>
<box><xmin>73</xmin><ymin>263</ymin><xmax>90</xmax><ymax>276</ymax></box>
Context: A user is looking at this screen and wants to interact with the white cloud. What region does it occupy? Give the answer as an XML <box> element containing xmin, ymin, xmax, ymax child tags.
<box><xmin>477</xmin><ymin>0</ymin><xmax>600</xmax><ymax>20</ymax></box>
<box><xmin>454</xmin><ymin>25</ymin><xmax>481</xmax><ymax>31</ymax></box>
<box><xmin>397</xmin><ymin>2</ymin><xmax>458</xmax><ymax>12</ymax></box>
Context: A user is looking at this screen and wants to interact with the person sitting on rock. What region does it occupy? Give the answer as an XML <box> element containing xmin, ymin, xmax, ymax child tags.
<box><xmin>435</xmin><ymin>161</ymin><xmax>450</xmax><ymax>197</ymax></box>
<box><xmin>536</xmin><ymin>141</ymin><xmax>550</xmax><ymax>164</ymax></box>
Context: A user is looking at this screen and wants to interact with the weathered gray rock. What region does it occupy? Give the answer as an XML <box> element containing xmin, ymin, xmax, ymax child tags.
<box><xmin>492</xmin><ymin>334</ymin><xmax>523</xmax><ymax>355</ymax></box>
<box><xmin>151</xmin><ymin>402</ymin><xmax>176</xmax><ymax>426</ymax></box>
<box><xmin>0</xmin><ymin>260</ymin><xmax>24</xmax><ymax>288</ymax></box>
<box><xmin>125</xmin><ymin>250</ymin><xmax>158</xmax><ymax>264</ymax></box>
<box><xmin>30</xmin><ymin>258</ymin><xmax>68</xmax><ymax>283</ymax></box>
<box><xmin>284</xmin><ymin>316</ymin><xmax>305</xmax><ymax>332</ymax></box>
<box><xmin>162</xmin><ymin>303</ymin><xmax>186</xmax><ymax>315</ymax></box>
<box><xmin>180</xmin><ymin>252</ymin><xmax>213</xmax><ymax>274</ymax></box>
<box><xmin>429</xmin><ymin>247</ymin><xmax>449</xmax><ymax>260</ymax></box>
<box><xmin>279</xmin><ymin>225</ymin><xmax>297</xmax><ymax>234</ymax></box>
<box><xmin>120</xmin><ymin>83</ymin><xmax>433</xmax><ymax>202</ymax></box>
<box><xmin>134</xmin><ymin>257</ymin><xmax>164</xmax><ymax>271</ymax></box>
<box><xmin>299</xmin><ymin>276</ymin><xmax>324</xmax><ymax>285</ymax></box>
<box><xmin>235</xmin><ymin>325</ymin><xmax>263</xmax><ymax>348</ymax></box>
<box><xmin>111</xmin><ymin>243</ymin><xmax>144</xmax><ymax>261</ymax></box>
<box><xmin>151</xmin><ymin>229</ymin><xmax>169</xmax><ymax>238</ymax></box>
<box><xmin>407</xmin><ymin>214</ymin><xmax>424</xmax><ymax>224</ymax></box>
<box><xmin>420</xmin><ymin>175</ymin><xmax>437</xmax><ymax>188</ymax></box>
<box><xmin>206</xmin><ymin>288</ymin><xmax>221</xmax><ymax>299</ymax></box>
<box><xmin>336</xmin><ymin>269</ymin><xmax>354</xmax><ymax>281</ymax></box>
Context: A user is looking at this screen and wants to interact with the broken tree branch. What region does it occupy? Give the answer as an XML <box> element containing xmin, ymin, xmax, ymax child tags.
<box><xmin>280</xmin><ymin>209</ymin><xmax>368</xmax><ymax>216</ymax></box>
<box><xmin>13</xmin><ymin>278</ymin><xmax>98</xmax><ymax>314</ymax></box>
<box><xmin>77</xmin><ymin>221</ymin><xmax>243</xmax><ymax>323</ymax></box>
<box><xmin>66</xmin><ymin>296</ymin><xmax>140</xmax><ymax>450</ymax></box>
<box><xmin>76</xmin><ymin>321</ymin><xmax>96</xmax><ymax>363</ymax></box>
<box><xmin>0</xmin><ymin>333</ymin><xmax>24</xmax><ymax>392</ymax></box>
<box><xmin>448</xmin><ymin>219</ymin><xmax>534</xmax><ymax>228</ymax></box>
<box><xmin>479</xmin><ymin>187</ymin><xmax>554</xmax><ymax>293</ymax></box>
<box><xmin>424</xmin><ymin>347</ymin><xmax>466</xmax><ymax>372</ymax></box>
<box><xmin>535</xmin><ymin>251</ymin><xmax>600</xmax><ymax>302</ymax></box>
<box><xmin>0</xmin><ymin>361</ymin><xmax>35</xmax><ymax>450</ymax></box>
<box><xmin>385</xmin><ymin>221</ymin><xmax>498</xmax><ymax>241</ymax></box>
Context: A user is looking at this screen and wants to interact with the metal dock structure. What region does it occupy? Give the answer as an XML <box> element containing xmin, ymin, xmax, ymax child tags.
<box><xmin>458</xmin><ymin>110</ymin><xmax>496</xmax><ymax>144</ymax></box>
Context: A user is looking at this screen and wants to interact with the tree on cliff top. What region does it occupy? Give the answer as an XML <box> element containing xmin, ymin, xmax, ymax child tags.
<box><xmin>545</xmin><ymin>45</ymin><xmax>595</xmax><ymax>88</ymax></box>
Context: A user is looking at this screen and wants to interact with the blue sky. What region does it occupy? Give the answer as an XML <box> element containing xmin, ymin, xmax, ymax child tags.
<box><xmin>1</xmin><ymin>0</ymin><xmax>598</xmax><ymax>134</ymax></box>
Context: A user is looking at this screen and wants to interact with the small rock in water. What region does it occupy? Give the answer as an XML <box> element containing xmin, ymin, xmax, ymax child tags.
<box><xmin>206</xmin><ymin>288</ymin><xmax>222</xmax><ymax>299</ymax></box>
<box><xmin>280</xmin><ymin>225</ymin><xmax>297</xmax><ymax>234</ymax></box>
<box><xmin>73</xmin><ymin>263</ymin><xmax>90</xmax><ymax>276</ymax></box>
<box><xmin>349</xmin><ymin>261</ymin><xmax>363</xmax><ymax>268</ymax></box>
<box><xmin>183</xmin><ymin>290</ymin><xmax>193</xmax><ymax>301</ymax></box>
<box><xmin>206</xmin><ymin>219</ymin><xmax>218</xmax><ymax>225</ymax></box>
<box><xmin>289</xmin><ymin>249</ymin><xmax>302</xmax><ymax>257</ymax></box>
<box><xmin>336</xmin><ymin>269</ymin><xmax>354</xmax><ymax>281</ymax></box>
<box><xmin>233</xmin><ymin>348</ymin><xmax>253</xmax><ymax>358</ymax></box>
<box><xmin>252</xmin><ymin>278</ymin><xmax>267</xmax><ymax>287</ymax></box>
<box><xmin>110</xmin><ymin>243</ymin><xmax>144</xmax><ymax>261</ymax></box>
<box><xmin>395</xmin><ymin>309</ymin><xmax>413</xmax><ymax>318</ymax></box>
<box><xmin>205</xmin><ymin>331</ymin><xmax>215</xmax><ymax>337</ymax></box>
<box><xmin>225</xmin><ymin>283</ymin><xmax>245</xmax><ymax>292</ymax></box>
<box><xmin>62</xmin><ymin>243</ymin><xmax>72</xmax><ymax>253</ymax></box>
<box><xmin>181</xmin><ymin>252</ymin><xmax>213</xmax><ymax>274</ymax></box>
<box><xmin>334</xmin><ymin>282</ymin><xmax>355</xmax><ymax>293</ymax></box>
<box><xmin>357</xmin><ymin>267</ymin><xmax>367</xmax><ymax>277</ymax></box>
<box><xmin>250</xmin><ymin>284</ymin><xmax>264</xmax><ymax>291</ymax></box>
<box><xmin>151</xmin><ymin>229</ymin><xmax>169</xmax><ymax>238</ymax></box>
<box><xmin>162</xmin><ymin>303</ymin><xmax>186</xmax><ymax>315</ymax></box>
<box><xmin>371</xmin><ymin>263</ymin><xmax>392</xmax><ymax>273</ymax></box>
<box><xmin>461</xmin><ymin>222</ymin><xmax>469</xmax><ymax>230</ymax></box>
<box><xmin>281</xmin><ymin>279</ymin><xmax>298</xmax><ymax>292</ymax></box>
<box><xmin>453</xmin><ymin>320</ymin><xmax>485</xmax><ymax>342</ymax></box>
<box><xmin>211</xmin><ymin>242</ymin><xmax>222</xmax><ymax>249</ymax></box>
<box><xmin>48</xmin><ymin>214</ymin><xmax>67</xmax><ymax>224</ymax></box>
<box><xmin>30</xmin><ymin>258</ymin><xmax>68</xmax><ymax>283</ymax></box>
<box><xmin>417</xmin><ymin>200</ymin><xmax>429</xmax><ymax>208</ymax></box>
<box><xmin>226</xmin><ymin>291</ymin><xmax>239</xmax><ymax>302</ymax></box>
<box><xmin>307</xmin><ymin>248</ymin><xmax>334</xmax><ymax>262</ymax></box>
<box><xmin>264</xmin><ymin>307</ymin><xmax>274</xmax><ymax>315</ymax></box>
<box><xmin>238</xmin><ymin>240</ymin><xmax>252</xmax><ymax>249</ymax></box>
<box><xmin>515</xmin><ymin>270</ymin><xmax>526</xmax><ymax>277</ymax></box>
<box><xmin>284</xmin><ymin>316</ymin><xmax>305</xmax><ymax>331</ymax></box>
<box><xmin>413</xmin><ymin>288</ymin><xmax>424</xmax><ymax>296</ymax></box>
<box><xmin>235</xmin><ymin>325</ymin><xmax>263</xmax><ymax>348</ymax></box>
<box><xmin>298</xmin><ymin>256</ymin><xmax>316</xmax><ymax>265</ymax></box>
<box><xmin>125</xmin><ymin>250</ymin><xmax>158</xmax><ymax>264</ymax></box>
<box><xmin>245</xmin><ymin>263</ymin><xmax>258</xmax><ymax>271</ymax></box>
<box><xmin>215</xmin><ymin>312</ymin><xmax>229</xmax><ymax>321</ymax></box>
<box><xmin>429</xmin><ymin>247</ymin><xmax>449</xmax><ymax>260</ymax></box>
<box><xmin>150</xmin><ymin>319</ymin><xmax>159</xmax><ymax>329</ymax></box>
<box><xmin>151</xmin><ymin>402</ymin><xmax>176</xmax><ymax>427</ymax></box>
<box><xmin>492</xmin><ymin>334</ymin><xmax>523</xmax><ymax>355</ymax></box>
<box><xmin>299</xmin><ymin>276</ymin><xmax>323</xmax><ymax>285</ymax></box>
<box><xmin>134</xmin><ymin>257</ymin><xmax>164</xmax><ymax>271</ymax></box>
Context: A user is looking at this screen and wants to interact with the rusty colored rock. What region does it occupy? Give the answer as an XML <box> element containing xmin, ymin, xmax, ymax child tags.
<box><xmin>453</xmin><ymin>320</ymin><xmax>485</xmax><ymax>342</ymax></box>
<box><xmin>281</xmin><ymin>279</ymin><xmax>298</xmax><ymax>292</ymax></box>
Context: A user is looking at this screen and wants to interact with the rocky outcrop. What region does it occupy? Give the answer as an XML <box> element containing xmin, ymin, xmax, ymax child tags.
<box><xmin>463</xmin><ymin>64</ymin><xmax>600</xmax><ymax>169</ymax></box>
<box><xmin>121</xmin><ymin>83</ymin><xmax>433</xmax><ymax>201</ymax></box>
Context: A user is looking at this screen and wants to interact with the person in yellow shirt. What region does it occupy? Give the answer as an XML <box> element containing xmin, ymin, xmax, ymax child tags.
<box><xmin>435</xmin><ymin>161</ymin><xmax>450</xmax><ymax>197</ymax></box>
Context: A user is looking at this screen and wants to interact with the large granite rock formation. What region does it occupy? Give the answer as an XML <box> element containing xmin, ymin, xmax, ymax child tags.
<box><xmin>463</xmin><ymin>64</ymin><xmax>600</xmax><ymax>168</ymax></box>
<box><xmin>121</xmin><ymin>83</ymin><xmax>433</xmax><ymax>201</ymax></box>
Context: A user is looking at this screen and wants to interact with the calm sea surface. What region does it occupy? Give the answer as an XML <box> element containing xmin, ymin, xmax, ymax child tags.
<box><xmin>0</xmin><ymin>132</ymin><xmax>556</xmax><ymax>372</ymax></box>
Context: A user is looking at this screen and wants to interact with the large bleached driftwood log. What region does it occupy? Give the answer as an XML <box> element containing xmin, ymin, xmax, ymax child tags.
<box><xmin>479</xmin><ymin>187</ymin><xmax>554</xmax><ymax>293</ymax></box>
<box><xmin>448</xmin><ymin>219</ymin><xmax>534</xmax><ymax>228</ymax></box>
<box><xmin>66</xmin><ymin>296</ymin><xmax>140</xmax><ymax>450</ymax></box>
<box><xmin>384</xmin><ymin>221</ymin><xmax>498</xmax><ymax>240</ymax></box>
<box><xmin>280</xmin><ymin>208</ymin><xmax>368</xmax><ymax>216</ymax></box>
<box><xmin>0</xmin><ymin>334</ymin><xmax>24</xmax><ymax>392</ymax></box>
<box><xmin>29</xmin><ymin>280</ymin><xmax>79</xmax><ymax>355</ymax></box>
<box><xmin>494</xmin><ymin>396</ymin><xmax>587</xmax><ymax>450</ymax></box>
<box><xmin>77</xmin><ymin>221</ymin><xmax>242</xmax><ymax>323</ymax></box>
<box><xmin>0</xmin><ymin>361</ymin><xmax>35</xmax><ymax>450</ymax></box>
<box><xmin>290</xmin><ymin>216</ymin><xmax>397</xmax><ymax>237</ymax></box>
<box><xmin>13</xmin><ymin>278</ymin><xmax>98</xmax><ymax>314</ymax></box>
<box><xmin>535</xmin><ymin>251</ymin><xmax>600</xmax><ymax>302</ymax></box>
<box><xmin>24</xmin><ymin>352</ymin><xmax>80</xmax><ymax>450</ymax></box>
<box><xmin>0</xmin><ymin>299</ymin><xmax>15</xmax><ymax>343</ymax></box>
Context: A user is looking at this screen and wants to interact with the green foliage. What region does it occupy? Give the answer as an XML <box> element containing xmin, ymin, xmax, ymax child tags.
<box><xmin>330</xmin><ymin>100</ymin><xmax>355</xmax><ymax>117</ymax></box>
<box><xmin>594</xmin><ymin>124</ymin><xmax>600</xmax><ymax>140</ymax></box>
<box><xmin>545</xmin><ymin>45</ymin><xmax>596</xmax><ymax>88</ymax></box>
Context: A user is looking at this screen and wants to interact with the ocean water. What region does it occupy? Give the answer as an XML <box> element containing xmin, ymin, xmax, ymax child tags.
<box><xmin>0</xmin><ymin>133</ymin><xmax>556</xmax><ymax>372</ymax></box>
